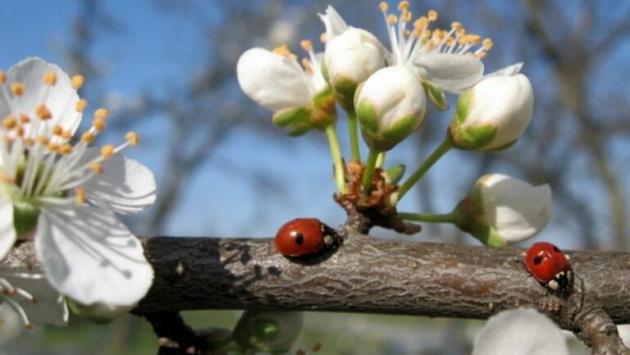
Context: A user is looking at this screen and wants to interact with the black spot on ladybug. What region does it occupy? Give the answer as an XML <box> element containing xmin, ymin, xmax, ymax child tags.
<box><xmin>533</xmin><ymin>255</ymin><xmax>543</xmax><ymax>265</ymax></box>
<box><xmin>292</xmin><ymin>232</ymin><xmax>304</xmax><ymax>245</ymax></box>
<box><xmin>553</xmin><ymin>246</ymin><xmax>560</xmax><ymax>252</ymax></box>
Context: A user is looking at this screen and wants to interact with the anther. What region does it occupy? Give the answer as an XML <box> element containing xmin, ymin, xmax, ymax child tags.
<box><xmin>427</xmin><ymin>10</ymin><xmax>438</xmax><ymax>21</ymax></box>
<box><xmin>125</xmin><ymin>131</ymin><xmax>140</xmax><ymax>146</ymax></box>
<box><xmin>398</xmin><ymin>1</ymin><xmax>410</xmax><ymax>11</ymax></box>
<box><xmin>92</xmin><ymin>117</ymin><xmax>106</xmax><ymax>132</ymax></box>
<box><xmin>320</xmin><ymin>33</ymin><xmax>328</xmax><ymax>43</ymax></box>
<box><xmin>272</xmin><ymin>44</ymin><xmax>294</xmax><ymax>59</ymax></box>
<box><xmin>301</xmin><ymin>58</ymin><xmax>314</xmax><ymax>75</ymax></box>
<box><xmin>387</xmin><ymin>14</ymin><xmax>398</xmax><ymax>25</ymax></box>
<box><xmin>61</xmin><ymin>130</ymin><xmax>72</xmax><ymax>140</ymax></box>
<box><xmin>0</xmin><ymin>71</ymin><xmax>6</xmax><ymax>84</ymax></box>
<box><xmin>482</xmin><ymin>38</ymin><xmax>493</xmax><ymax>50</ymax></box>
<box><xmin>81</xmin><ymin>132</ymin><xmax>95</xmax><ymax>143</ymax></box>
<box><xmin>75</xmin><ymin>99</ymin><xmax>88</xmax><ymax>112</ymax></box>
<box><xmin>2</xmin><ymin>116</ymin><xmax>17</xmax><ymax>130</ymax></box>
<box><xmin>47</xmin><ymin>143</ymin><xmax>60</xmax><ymax>153</ymax></box>
<box><xmin>11</xmin><ymin>82</ymin><xmax>24</xmax><ymax>96</ymax></box>
<box><xmin>59</xmin><ymin>144</ymin><xmax>72</xmax><ymax>155</ymax></box>
<box><xmin>100</xmin><ymin>144</ymin><xmax>115</xmax><ymax>159</ymax></box>
<box><xmin>36</xmin><ymin>135</ymin><xmax>49</xmax><ymax>146</ymax></box>
<box><xmin>71</xmin><ymin>74</ymin><xmax>85</xmax><ymax>89</ymax></box>
<box><xmin>74</xmin><ymin>187</ymin><xmax>86</xmax><ymax>205</ymax></box>
<box><xmin>19</xmin><ymin>114</ymin><xmax>30</xmax><ymax>124</ymax></box>
<box><xmin>94</xmin><ymin>108</ymin><xmax>109</xmax><ymax>120</ymax></box>
<box><xmin>89</xmin><ymin>162</ymin><xmax>103</xmax><ymax>175</ymax></box>
<box><xmin>36</xmin><ymin>104</ymin><xmax>52</xmax><ymax>120</ymax></box>
<box><xmin>379</xmin><ymin>2</ymin><xmax>389</xmax><ymax>12</ymax></box>
<box><xmin>300</xmin><ymin>40</ymin><xmax>313</xmax><ymax>52</ymax></box>
<box><xmin>42</xmin><ymin>71</ymin><xmax>58</xmax><ymax>86</ymax></box>
<box><xmin>52</xmin><ymin>124</ymin><xmax>63</xmax><ymax>136</ymax></box>
<box><xmin>451</xmin><ymin>21</ymin><xmax>464</xmax><ymax>31</ymax></box>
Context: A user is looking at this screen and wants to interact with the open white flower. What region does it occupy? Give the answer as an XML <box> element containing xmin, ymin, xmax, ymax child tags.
<box><xmin>473</xmin><ymin>308</ymin><xmax>569</xmax><ymax>355</ymax></box>
<box><xmin>454</xmin><ymin>174</ymin><xmax>551</xmax><ymax>247</ymax></box>
<box><xmin>378</xmin><ymin>1</ymin><xmax>490</xmax><ymax>94</ymax></box>
<box><xmin>0</xmin><ymin>57</ymin><xmax>155</xmax><ymax>318</ymax></box>
<box><xmin>449</xmin><ymin>63</ymin><xmax>534</xmax><ymax>150</ymax></box>
<box><xmin>237</xmin><ymin>41</ymin><xmax>335</xmax><ymax>136</ymax></box>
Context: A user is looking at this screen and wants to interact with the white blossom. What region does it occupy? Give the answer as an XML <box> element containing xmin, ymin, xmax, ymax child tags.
<box><xmin>0</xmin><ymin>57</ymin><xmax>156</xmax><ymax>323</ymax></box>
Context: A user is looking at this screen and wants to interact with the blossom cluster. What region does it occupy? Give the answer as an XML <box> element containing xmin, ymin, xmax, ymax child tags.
<box><xmin>237</xmin><ymin>1</ymin><xmax>550</xmax><ymax>247</ymax></box>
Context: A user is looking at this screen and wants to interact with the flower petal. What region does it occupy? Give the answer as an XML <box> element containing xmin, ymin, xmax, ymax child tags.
<box><xmin>318</xmin><ymin>5</ymin><xmax>349</xmax><ymax>39</ymax></box>
<box><xmin>480</xmin><ymin>174</ymin><xmax>552</xmax><ymax>242</ymax></box>
<box><xmin>485</xmin><ymin>62</ymin><xmax>523</xmax><ymax>78</ymax></box>
<box><xmin>35</xmin><ymin>204</ymin><xmax>153</xmax><ymax>306</ymax></box>
<box><xmin>0</xmin><ymin>270</ymin><xmax>68</xmax><ymax>326</ymax></box>
<box><xmin>237</xmin><ymin>48</ymin><xmax>311</xmax><ymax>112</ymax></box>
<box><xmin>80</xmin><ymin>148</ymin><xmax>156</xmax><ymax>214</ymax></box>
<box><xmin>0</xmin><ymin>196</ymin><xmax>16</xmax><ymax>260</ymax></box>
<box><xmin>412</xmin><ymin>53</ymin><xmax>484</xmax><ymax>93</ymax></box>
<box><xmin>473</xmin><ymin>308</ymin><xmax>569</xmax><ymax>355</ymax></box>
<box><xmin>4</xmin><ymin>57</ymin><xmax>82</xmax><ymax>139</ymax></box>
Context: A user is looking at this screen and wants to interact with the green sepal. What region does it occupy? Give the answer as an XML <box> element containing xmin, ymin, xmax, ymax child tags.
<box><xmin>423</xmin><ymin>81</ymin><xmax>448</xmax><ymax>111</ymax></box>
<box><xmin>385</xmin><ymin>164</ymin><xmax>406</xmax><ymax>184</ymax></box>
<box><xmin>13</xmin><ymin>198</ymin><xmax>40</xmax><ymax>237</ymax></box>
<box><xmin>272</xmin><ymin>107</ymin><xmax>313</xmax><ymax>137</ymax></box>
<box><xmin>311</xmin><ymin>88</ymin><xmax>337</xmax><ymax>129</ymax></box>
<box><xmin>453</xmin><ymin>189</ymin><xmax>506</xmax><ymax>248</ymax></box>
<box><xmin>331</xmin><ymin>75</ymin><xmax>357</xmax><ymax>112</ymax></box>
<box><xmin>448</xmin><ymin>122</ymin><xmax>497</xmax><ymax>151</ymax></box>
<box><xmin>67</xmin><ymin>299</ymin><xmax>115</xmax><ymax>324</ymax></box>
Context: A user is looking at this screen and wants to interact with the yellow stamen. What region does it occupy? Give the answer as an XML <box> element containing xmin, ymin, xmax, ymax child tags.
<box><xmin>89</xmin><ymin>162</ymin><xmax>103</xmax><ymax>175</ymax></box>
<box><xmin>320</xmin><ymin>32</ymin><xmax>328</xmax><ymax>43</ymax></box>
<box><xmin>2</xmin><ymin>116</ymin><xmax>16</xmax><ymax>130</ymax></box>
<box><xmin>0</xmin><ymin>71</ymin><xmax>6</xmax><ymax>84</ymax></box>
<box><xmin>467</xmin><ymin>34</ymin><xmax>481</xmax><ymax>44</ymax></box>
<box><xmin>19</xmin><ymin>114</ymin><xmax>30</xmax><ymax>124</ymax></box>
<box><xmin>36</xmin><ymin>135</ymin><xmax>48</xmax><ymax>146</ymax></box>
<box><xmin>100</xmin><ymin>144</ymin><xmax>115</xmax><ymax>159</ymax></box>
<box><xmin>74</xmin><ymin>187</ymin><xmax>86</xmax><ymax>205</ymax></box>
<box><xmin>451</xmin><ymin>21</ymin><xmax>464</xmax><ymax>31</ymax></box>
<box><xmin>482</xmin><ymin>38</ymin><xmax>493</xmax><ymax>50</ymax></box>
<box><xmin>398</xmin><ymin>1</ymin><xmax>410</xmax><ymax>11</ymax></box>
<box><xmin>61</xmin><ymin>130</ymin><xmax>72</xmax><ymax>140</ymax></box>
<box><xmin>272</xmin><ymin>44</ymin><xmax>295</xmax><ymax>59</ymax></box>
<box><xmin>42</xmin><ymin>71</ymin><xmax>57</xmax><ymax>86</ymax></box>
<box><xmin>92</xmin><ymin>117</ymin><xmax>106</xmax><ymax>132</ymax></box>
<box><xmin>427</xmin><ymin>10</ymin><xmax>438</xmax><ymax>21</ymax></box>
<box><xmin>52</xmin><ymin>124</ymin><xmax>63</xmax><ymax>136</ymax></box>
<box><xmin>94</xmin><ymin>108</ymin><xmax>108</xmax><ymax>121</ymax></box>
<box><xmin>47</xmin><ymin>143</ymin><xmax>60</xmax><ymax>153</ymax></box>
<box><xmin>402</xmin><ymin>10</ymin><xmax>412</xmax><ymax>22</ymax></box>
<box><xmin>81</xmin><ymin>132</ymin><xmax>95</xmax><ymax>143</ymax></box>
<box><xmin>379</xmin><ymin>2</ymin><xmax>389</xmax><ymax>12</ymax></box>
<box><xmin>300</xmin><ymin>39</ymin><xmax>313</xmax><ymax>52</ymax></box>
<box><xmin>75</xmin><ymin>99</ymin><xmax>88</xmax><ymax>112</ymax></box>
<box><xmin>71</xmin><ymin>75</ymin><xmax>85</xmax><ymax>89</ymax></box>
<box><xmin>16</xmin><ymin>126</ymin><xmax>25</xmax><ymax>137</ymax></box>
<box><xmin>36</xmin><ymin>105</ymin><xmax>52</xmax><ymax>120</ymax></box>
<box><xmin>301</xmin><ymin>58</ymin><xmax>313</xmax><ymax>75</ymax></box>
<box><xmin>125</xmin><ymin>131</ymin><xmax>140</xmax><ymax>146</ymax></box>
<box><xmin>10</xmin><ymin>82</ymin><xmax>24</xmax><ymax>96</ymax></box>
<box><xmin>59</xmin><ymin>144</ymin><xmax>72</xmax><ymax>155</ymax></box>
<box><xmin>0</xmin><ymin>172</ymin><xmax>15</xmax><ymax>184</ymax></box>
<box><xmin>387</xmin><ymin>14</ymin><xmax>398</xmax><ymax>25</ymax></box>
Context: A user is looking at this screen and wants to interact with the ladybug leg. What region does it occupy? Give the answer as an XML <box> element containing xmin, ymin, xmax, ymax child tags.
<box><xmin>564</xmin><ymin>253</ymin><xmax>571</xmax><ymax>261</ymax></box>
<box><xmin>538</xmin><ymin>295</ymin><xmax>562</xmax><ymax>313</ymax></box>
<box><xmin>547</xmin><ymin>279</ymin><xmax>559</xmax><ymax>291</ymax></box>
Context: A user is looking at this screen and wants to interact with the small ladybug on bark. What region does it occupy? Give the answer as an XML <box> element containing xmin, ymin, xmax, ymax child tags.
<box><xmin>275</xmin><ymin>218</ymin><xmax>339</xmax><ymax>258</ymax></box>
<box><xmin>524</xmin><ymin>242</ymin><xmax>572</xmax><ymax>293</ymax></box>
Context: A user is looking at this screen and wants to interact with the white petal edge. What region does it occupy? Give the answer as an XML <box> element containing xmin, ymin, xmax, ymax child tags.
<box><xmin>485</xmin><ymin>62</ymin><xmax>524</xmax><ymax>78</ymax></box>
<box><xmin>35</xmin><ymin>204</ymin><xmax>153</xmax><ymax>306</ymax></box>
<box><xmin>236</xmin><ymin>48</ymin><xmax>311</xmax><ymax>112</ymax></box>
<box><xmin>412</xmin><ymin>53</ymin><xmax>484</xmax><ymax>93</ymax></box>
<box><xmin>479</xmin><ymin>174</ymin><xmax>552</xmax><ymax>242</ymax></box>
<box><xmin>318</xmin><ymin>5</ymin><xmax>348</xmax><ymax>39</ymax></box>
<box><xmin>473</xmin><ymin>308</ymin><xmax>569</xmax><ymax>355</ymax></box>
<box><xmin>0</xmin><ymin>270</ymin><xmax>68</xmax><ymax>326</ymax></box>
<box><xmin>0</xmin><ymin>196</ymin><xmax>16</xmax><ymax>260</ymax></box>
<box><xmin>5</xmin><ymin>57</ymin><xmax>82</xmax><ymax>140</ymax></box>
<box><xmin>79</xmin><ymin>148</ymin><xmax>156</xmax><ymax>214</ymax></box>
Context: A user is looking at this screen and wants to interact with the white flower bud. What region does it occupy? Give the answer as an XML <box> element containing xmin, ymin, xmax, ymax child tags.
<box><xmin>449</xmin><ymin>64</ymin><xmax>534</xmax><ymax>150</ymax></box>
<box><xmin>473</xmin><ymin>308</ymin><xmax>569</xmax><ymax>355</ymax></box>
<box><xmin>354</xmin><ymin>66</ymin><xmax>426</xmax><ymax>151</ymax></box>
<box><xmin>455</xmin><ymin>174</ymin><xmax>551</xmax><ymax>246</ymax></box>
<box><xmin>319</xmin><ymin>6</ymin><xmax>387</xmax><ymax>109</ymax></box>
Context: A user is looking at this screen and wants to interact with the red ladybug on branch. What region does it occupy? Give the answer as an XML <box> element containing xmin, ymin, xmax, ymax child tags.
<box><xmin>275</xmin><ymin>218</ymin><xmax>340</xmax><ymax>258</ymax></box>
<box><xmin>524</xmin><ymin>242</ymin><xmax>572</xmax><ymax>293</ymax></box>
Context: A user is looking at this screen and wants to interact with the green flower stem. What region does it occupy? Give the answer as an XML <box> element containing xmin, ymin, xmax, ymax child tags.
<box><xmin>396</xmin><ymin>137</ymin><xmax>453</xmax><ymax>202</ymax></box>
<box><xmin>347</xmin><ymin>110</ymin><xmax>361</xmax><ymax>161</ymax></box>
<box><xmin>397</xmin><ymin>211</ymin><xmax>458</xmax><ymax>224</ymax></box>
<box><xmin>361</xmin><ymin>149</ymin><xmax>379</xmax><ymax>194</ymax></box>
<box><xmin>375</xmin><ymin>152</ymin><xmax>386</xmax><ymax>168</ymax></box>
<box><xmin>325</xmin><ymin>124</ymin><xmax>346</xmax><ymax>194</ymax></box>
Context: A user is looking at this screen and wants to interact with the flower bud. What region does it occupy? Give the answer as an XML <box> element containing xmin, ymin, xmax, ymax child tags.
<box><xmin>319</xmin><ymin>6</ymin><xmax>387</xmax><ymax>109</ymax></box>
<box><xmin>355</xmin><ymin>66</ymin><xmax>426</xmax><ymax>151</ymax></box>
<box><xmin>448</xmin><ymin>65</ymin><xmax>533</xmax><ymax>151</ymax></box>
<box><xmin>232</xmin><ymin>310</ymin><xmax>303</xmax><ymax>353</ymax></box>
<box><xmin>454</xmin><ymin>174</ymin><xmax>551</xmax><ymax>247</ymax></box>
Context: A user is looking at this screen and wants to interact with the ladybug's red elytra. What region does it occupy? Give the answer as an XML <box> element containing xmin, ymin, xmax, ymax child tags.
<box><xmin>274</xmin><ymin>218</ymin><xmax>337</xmax><ymax>257</ymax></box>
<box><xmin>524</xmin><ymin>242</ymin><xmax>572</xmax><ymax>292</ymax></box>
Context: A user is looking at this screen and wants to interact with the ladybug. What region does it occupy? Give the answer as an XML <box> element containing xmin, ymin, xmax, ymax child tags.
<box><xmin>274</xmin><ymin>218</ymin><xmax>338</xmax><ymax>258</ymax></box>
<box><xmin>524</xmin><ymin>242</ymin><xmax>572</xmax><ymax>292</ymax></box>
